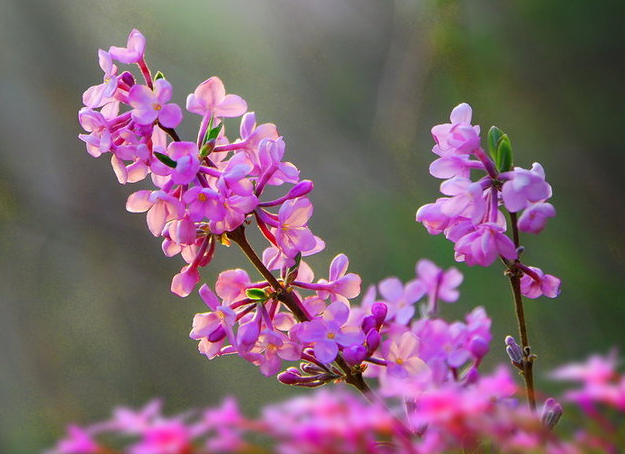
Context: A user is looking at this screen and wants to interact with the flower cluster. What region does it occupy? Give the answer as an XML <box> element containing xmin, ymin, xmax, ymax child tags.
<box><xmin>416</xmin><ymin>103</ymin><xmax>560</xmax><ymax>299</ymax></box>
<box><xmin>47</xmin><ymin>354</ymin><xmax>625</xmax><ymax>454</ymax></box>
<box><xmin>71</xmin><ymin>29</ymin><xmax>625</xmax><ymax>454</ymax></box>
<box><xmin>78</xmin><ymin>31</ymin><xmax>494</xmax><ymax>391</ymax></box>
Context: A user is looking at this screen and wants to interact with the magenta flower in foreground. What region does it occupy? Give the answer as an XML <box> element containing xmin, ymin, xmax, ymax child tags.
<box><xmin>128</xmin><ymin>79</ymin><xmax>183</xmax><ymax>128</ymax></box>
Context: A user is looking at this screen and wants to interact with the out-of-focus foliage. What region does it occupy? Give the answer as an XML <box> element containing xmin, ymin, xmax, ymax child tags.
<box><xmin>0</xmin><ymin>0</ymin><xmax>623</xmax><ymax>453</ymax></box>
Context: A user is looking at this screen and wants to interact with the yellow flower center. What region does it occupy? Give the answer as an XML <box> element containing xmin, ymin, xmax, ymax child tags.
<box><xmin>152</xmin><ymin>103</ymin><xmax>162</xmax><ymax>111</ymax></box>
<box><xmin>198</xmin><ymin>193</ymin><xmax>208</xmax><ymax>202</ymax></box>
<box><xmin>327</xmin><ymin>332</ymin><xmax>336</xmax><ymax>340</ymax></box>
<box><xmin>395</xmin><ymin>358</ymin><xmax>404</xmax><ymax>365</ymax></box>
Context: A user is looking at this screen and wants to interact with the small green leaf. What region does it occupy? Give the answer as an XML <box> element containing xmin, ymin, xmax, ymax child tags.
<box><xmin>496</xmin><ymin>134</ymin><xmax>513</xmax><ymax>172</ymax></box>
<box><xmin>154</xmin><ymin>71</ymin><xmax>166</xmax><ymax>81</ymax></box>
<box><xmin>207</xmin><ymin>123</ymin><xmax>223</xmax><ymax>141</ymax></box>
<box><xmin>154</xmin><ymin>151</ymin><xmax>177</xmax><ymax>168</ymax></box>
<box><xmin>246</xmin><ymin>288</ymin><xmax>268</xmax><ymax>301</ymax></box>
<box><xmin>487</xmin><ymin>126</ymin><xmax>504</xmax><ymax>161</ymax></box>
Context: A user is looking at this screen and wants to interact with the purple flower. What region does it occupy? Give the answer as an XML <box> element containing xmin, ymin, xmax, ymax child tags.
<box><xmin>297</xmin><ymin>302</ymin><xmax>365</xmax><ymax>363</ymax></box>
<box><xmin>378</xmin><ymin>277</ymin><xmax>425</xmax><ymax>325</ymax></box>
<box><xmin>128</xmin><ymin>79</ymin><xmax>183</xmax><ymax>128</ymax></box>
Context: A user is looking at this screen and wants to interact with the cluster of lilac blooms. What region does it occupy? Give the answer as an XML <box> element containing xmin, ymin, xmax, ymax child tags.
<box><xmin>64</xmin><ymin>29</ymin><xmax>625</xmax><ymax>454</ymax></box>
<box><xmin>49</xmin><ymin>352</ymin><xmax>625</xmax><ymax>453</ymax></box>
<box><xmin>416</xmin><ymin>103</ymin><xmax>560</xmax><ymax>299</ymax></box>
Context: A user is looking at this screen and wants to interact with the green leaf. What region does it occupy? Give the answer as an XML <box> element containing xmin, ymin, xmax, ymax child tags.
<box><xmin>154</xmin><ymin>151</ymin><xmax>177</xmax><ymax>168</ymax></box>
<box><xmin>154</xmin><ymin>71</ymin><xmax>166</xmax><ymax>81</ymax></box>
<box><xmin>487</xmin><ymin>126</ymin><xmax>504</xmax><ymax>161</ymax></box>
<box><xmin>207</xmin><ymin>122</ymin><xmax>223</xmax><ymax>141</ymax></box>
<box><xmin>246</xmin><ymin>288</ymin><xmax>268</xmax><ymax>301</ymax></box>
<box><xmin>496</xmin><ymin>134</ymin><xmax>513</xmax><ymax>173</ymax></box>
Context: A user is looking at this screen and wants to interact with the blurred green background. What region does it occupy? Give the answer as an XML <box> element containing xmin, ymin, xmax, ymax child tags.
<box><xmin>1</xmin><ymin>0</ymin><xmax>624</xmax><ymax>452</ymax></box>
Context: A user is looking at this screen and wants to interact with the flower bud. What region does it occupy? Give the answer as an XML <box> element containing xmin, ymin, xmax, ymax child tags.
<box><xmin>361</xmin><ymin>315</ymin><xmax>376</xmax><ymax>334</ymax></box>
<box><xmin>371</xmin><ymin>303</ymin><xmax>388</xmax><ymax>329</ymax></box>
<box><xmin>469</xmin><ymin>336</ymin><xmax>490</xmax><ymax>360</ymax></box>
<box><xmin>208</xmin><ymin>325</ymin><xmax>226</xmax><ymax>342</ymax></box>
<box><xmin>541</xmin><ymin>398</ymin><xmax>563</xmax><ymax>431</ymax></box>
<box><xmin>277</xmin><ymin>368</ymin><xmax>303</xmax><ymax>385</ymax></box>
<box><xmin>343</xmin><ymin>345</ymin><xmax>367</xmax><ymax>366</ymax></box>
<box><xmin>505</xmin><ymin>335</ymin><xmax>523</xmax><ymax>367</ymax></box>
<box><xmin>286</xmin><ymin>180</ymin><xmax>314</xmax><ymax>199</ymax></box>
<box><xmin>365</xmin><ymin>329</ymin><xmax>381</xmax><ymax>354</ymax></box>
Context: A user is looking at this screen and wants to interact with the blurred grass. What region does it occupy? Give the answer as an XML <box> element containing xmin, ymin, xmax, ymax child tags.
<box><xmin>0</xmin><ymin>0</ymin><xmax>624</xmax><ymax>452</ymax></box>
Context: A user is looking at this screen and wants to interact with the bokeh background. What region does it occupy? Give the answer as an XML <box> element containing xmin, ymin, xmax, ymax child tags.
<box><xmin>1</xmin><ymin>0</ymin><xmax>624</xmax><ymax>452</ymax></box>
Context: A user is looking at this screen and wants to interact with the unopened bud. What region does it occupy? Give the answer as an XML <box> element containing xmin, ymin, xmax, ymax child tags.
<box><xmin>343</xmin><ymin>345</ymin><xmax>367</xmax><ymax>366</ymax></box>
<box><xmin>541</xmin><ymin>398</ymin><xmax>563</xmax><ymax>430</ymax></box>
<box><xmin>365</xmin><ymin>329</ymin><xmax>381</xmax><ymax>354</ymax></box>
<box><xmin>361</xmin><ymin>315</ymin><xmax>376</xmax><ymax>334</ymax></box>
<box><xmin>371</xmin><ymin>303</ymin><xmax>388</xmax><ymax>329</ymax></box>
<box><xmin>208</xmin><ymin>325</ymin><xmax>226</xmax><ymax>342</ymax></box>
<box><xmin>277</xmin><ymin>368</ymin><xmax>303</xmax><ymax>385</ymax></box>
<box><xmin>469</xmin><ymin>336</ymin><xmax>490</xmax><ymax>359</ymax></box>
<box><xmin>286</xmin><ymin>180</ymin><xmax>314</xmax><ymax>199</ymax></box>
<box><xmin>505</xmin><ymin>335</ymin><xmax>523</xmax><ymax>366</ymax></box>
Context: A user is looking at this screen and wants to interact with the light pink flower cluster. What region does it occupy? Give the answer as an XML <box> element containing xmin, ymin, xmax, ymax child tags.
<box><xmin>416</xmin><ymin>104</ymin><xmax>560</xmax><ymax>299</ymax></box>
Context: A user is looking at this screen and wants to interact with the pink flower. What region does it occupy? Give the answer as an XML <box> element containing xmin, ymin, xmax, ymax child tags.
<box><xmin>109</xmin><ymin>29</ymin><xmax>146</xmax><ymax>64</ymax></box>
<box><xmin>82</xmin><ymin>50</ymin><xmax>118</xmax><ymax>108</ymax></box>
<box><xmin>129</xmin><ymin>419</ymin><xmax>191</xmax><ymax>454</ymax></box>
<box><xmin>48</xmin><ymin>425</ymin><xmax>99</xmax><ymax>454</ymax></box>
<box><xmin>520</xmin><ymin>266</ymin><xmax>561</xmax><ymax>298</ymax></box>
<box><xmin>500</xmin><ymin>163</ymin><xmax>552</xmax><ymax>213</ymax></box>
<box><xmin>128</xmin><ymin>79</ymin><xmax>183</xmax><ymax>128</ymax></box>
<box><xmin>186</xmin><ymin>77</ymin><xmax>247</xmax><ymax>119</ymax></box>
<box><xmin>416</xmin><ymin>259</ymin><xmax>463</xmax><ymax>304</ymax></box>
<box><xmin>382</xmin><ymin>332</ymin><xmax>427</xmax><ymax>378</ymax></box>
<box><xmin>518</xmin><ymin>202</ymin><xmax>556</xmax><ymax>234</ymax></box>
<box><xmin>275</xmin><ymin>197</ymin><xmax>317</xmax><ymax>258</ymax></box>
<box><xmin>454</xmin><ymin>222</ymin><xmax>518</xmax><ymax>266</ymax></box>
<box><xmin>431</xmin><ymin>103</ymin><xmax>481</xmax><ymax>154</ymax></box>
<box><xmin>78</xmin><ymin>108</ymin><xmax>111</xmax><ymax>157</ymax></box>
<box><xmin>126</xmin><ymin>189</ymin><xmax>184</xmax><ymax>236</ymax></box>
<box><xmin>166</xmin><ymin>141</ymin><xmax>200</xmax><ymax>185</ymax></box>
